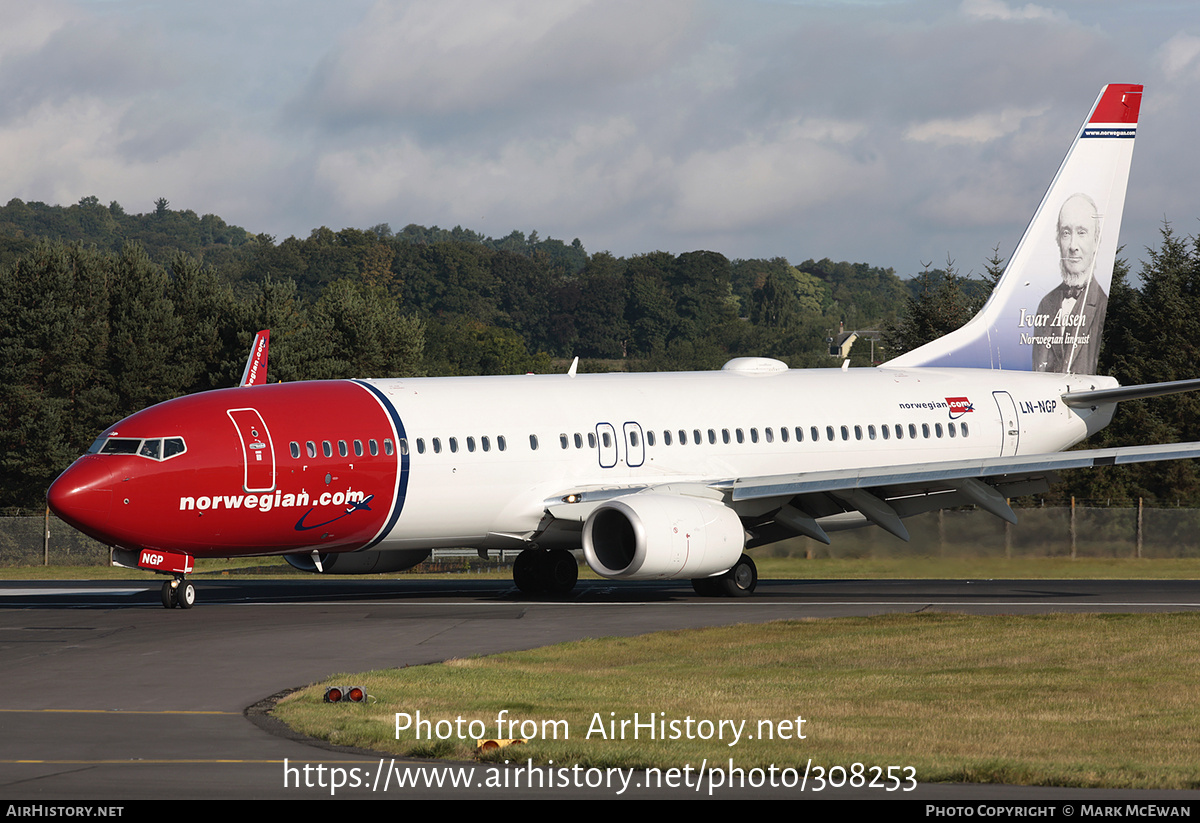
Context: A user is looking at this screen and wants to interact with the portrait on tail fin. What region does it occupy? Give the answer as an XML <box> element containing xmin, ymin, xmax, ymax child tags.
<box><xmin>1031</xmin><ymin>193</ymin><xmax>1108</xmax><ymax>374</ymax></box>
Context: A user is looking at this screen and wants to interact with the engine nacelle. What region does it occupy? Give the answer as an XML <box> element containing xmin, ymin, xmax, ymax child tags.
<box><xmin>284</xmin><ymin>549</ymin><xmax>430</xmax><ymax>575</ymax></box>
<box><xmin>581</xmin><ymin>493</ymin><xmax>745</xmax><ymax>580</ymax></box>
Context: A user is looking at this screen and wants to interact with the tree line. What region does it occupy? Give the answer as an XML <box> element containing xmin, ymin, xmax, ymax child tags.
<box><xmin>3</xmin><ymin>195</ymin><xmax>1199</xmax><ymax>512</ymax></box>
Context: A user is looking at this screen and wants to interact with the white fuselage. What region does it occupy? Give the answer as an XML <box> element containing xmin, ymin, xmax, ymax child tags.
<box><xmin>364</xmin><ymin>366</ymin><xmax>1116</xmax><ymax>549</ymax></box>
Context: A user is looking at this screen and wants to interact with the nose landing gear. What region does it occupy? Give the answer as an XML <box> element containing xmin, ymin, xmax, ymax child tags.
<box><xmin>161</xmin><ymin>577</ymin><xmax>196</xmax><ymax>609</ymax></box>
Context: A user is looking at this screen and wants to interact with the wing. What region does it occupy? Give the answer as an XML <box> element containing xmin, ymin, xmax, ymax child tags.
<box><xmin>727</xmin><ymin>441</ymin><xmax>1200</xmax><ymax>545</ymax></box>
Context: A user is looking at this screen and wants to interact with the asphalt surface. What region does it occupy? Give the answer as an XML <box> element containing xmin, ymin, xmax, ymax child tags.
<box><xmin>3</xmin><ymin>576</ymin><xmax>1200</xmax><ymax>801</ymax></box>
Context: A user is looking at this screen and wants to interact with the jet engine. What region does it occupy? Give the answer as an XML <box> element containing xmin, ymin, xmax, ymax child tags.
<box><xmin>581</xmin><ymin>493</ymin><xmax>745</xmax><ymax>580</ymax></box>
<box><xmin>284</xmin><ymin>549</ymin><xmax>430</xmax><ymax>574</ymax></box>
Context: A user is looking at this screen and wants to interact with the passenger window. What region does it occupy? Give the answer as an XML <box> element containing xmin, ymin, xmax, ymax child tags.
<box><xmin>307</xmin><ymin>441</ymin><xmax>317</xmax><ymax>458</ymax></box>
<box><xmin>385</xmin><ymin>439</ymin><xmax>394</xmax><ymax>456</ymax></box>
<box><xmin>780</xmin><ymin>427</ymin><xmax>789</xmax><ymax>443</ymax></box>
<box><xmin>467</xmin><ymin>436</ymin><xmax>475</xmax><ymax>453</ymax></box>
<box><xmin>841</xmin><ymin>426</ymin><xmax>849</xmax><ymax>441</ymax></box>
<box><xmin>338</xmin><ymin>440</ymin><xmax>348</xmax><ymax>457</ymax></box>
<box><xmin>961</xmin><ymin>423</ymin><xmax>970</xmax><ymax>437</ymax></box>
<box><xmin>922</xmin><ymin>424</ymin><xmax>930</xmax><ymax>438</ymax></box>
<box><xmin>854</xmin><ymin>425</ymin><xmax>862</xmax><ymax>441</ymax></box>
<box><xmin>763</xmin><ymin>428</ymin><xmax>772</xmax><ymax>443</ymax></box>
<box><xmin>722</xmin><ymin>429</ymin><xmax>730</xmax><ymax>445</ymax></box>
<box><xmin>630</xmin><ymin>431</ymin><xmax>640</xmax><ymax>447</ymax></box>
<box><xmin>909</xmin><ymin>424</ymin><xmax>918</xmax><ymax>439</ymax></box>
<box><xmin>881</xmin><ymin>425</ymin><xmax>889</xmax><ymax>440</ymax></box>
<box><xmin>398</xmin><ymin>439</ymin><xmax>408</xmax><ymax>455</ymax></box>
<box><xmin>868</xmin><ymin>425</ymin><xmax>876</xmax><ymax>440</ymax></box>
<box><xmin>895</xmin><ymin>424</ymin><xmax>904</xmax><ymax>439</ymax></box>
<box><xmin>322</xmin><ymin>441</ymin><xmax>332</xmax><ymax>458</ymax></box>
<box><xmin>482</xmin><ymin>436</ymin><xmax>491</xmax><ymax>452</ymax></box>
<box><xmin>587</xmin><ymin>433</ymin><xmax>596</xmax><ymax>448</ymax></box>
<box><xmin>432</xmin><ymin>438</ymin><xmax>441</xmax><ymax>454</ymax></box>
<box><xmin>498</xmin><ymin>435</ymin><xmax>507</xmax><ymax>451</ymax></box>
<box><xmin>417</xmin><ymin>439</ymin><xmax>426</xmax><ymax>454</ymax></box>
<box><xmin>646</xmin><ymin>431</ymin><xmax>655</xmax><ymax>447</ymax></box>
<box><xmin>354</xmin><ymin>440</ymin><xmax>364</xmax><ymax>456</ymax></box>
<box><xmin>529</xmin><ymin>434</ymin><xmax>538</xmax><ymax>450</ymax></box>
<box><xmin>948</xmin><ymin>422</ymin><xmax>957</xmax><ymax>438</ymax></box>
<box><xmin>664</xmin><ymin>430</ymin><xmax>673</xmax><ymax>446</ymax></box>
<box><xmin>370</xmin><ymin>439</ymin><xmax>379</xmax><ymax>456</ymax></box>
<box><xmin>449</xmin><ymin>437</ymin><xmax>458</xmax><ymax>453</ymax></box>
<box><xmin>560</xmin><ymin>433</ymin><xmax>569</xmax><ymax>449</ymax></box>
<box><xmin>812</xmin><ymin>426</ymin><xmax>820</xmax><ymax>442</ymax></box>
<box><xmin>602</xmin><ymin>431</ymin><xmax>612</xmax><ymax>448</ymax></box>
<box><xmin>694</xmin><ymin>429</ymin><xmax>702</xmax><ymax>445</ymax></box>
<box><xmin>290</xmin><ymin>442</ymin><xmax>300</xmax><ymax>459</ymax></box>
<box><xmin>574</xmin><ymin>433</ymin><xmax>583</xmax><ymax>449</ymax></box>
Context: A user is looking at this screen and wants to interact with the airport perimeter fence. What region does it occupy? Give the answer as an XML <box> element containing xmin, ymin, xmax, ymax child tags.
<box><xmin>2</xmin><ymin>500</ymin><xmax>1199</xmax><ymax>567</ymax></box>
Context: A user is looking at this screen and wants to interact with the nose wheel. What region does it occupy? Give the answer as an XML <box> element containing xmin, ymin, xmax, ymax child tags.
<box><xmin>161</xmin><ymin>578</ymin><xmax>196</xmax><ymax>609</ymax></box>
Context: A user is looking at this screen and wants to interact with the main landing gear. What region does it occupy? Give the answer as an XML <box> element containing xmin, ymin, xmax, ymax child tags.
<box><xmin>691</xmin><ymin>553</ymin><xmax>757</xmax><ymax>598</ymax></box>
<box><xmin>160</xmin><ymin>577</ymin><xmax>196</xmax><ymax>609</ymax></box>
<box><xmin>512</xmin><ymin>548</ymin><xmax>579</xmax><ymax>596</ymax></box>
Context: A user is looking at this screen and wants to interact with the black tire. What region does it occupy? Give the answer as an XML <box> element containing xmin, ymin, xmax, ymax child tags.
<box><xmin>176</xmin><ymin>582</ymin><xmax>196</xmax><ymax>609</ymax></box>
<box><xmin>691</xmin><ymin>576</ymin><xmax>721</xmax><ymax>596</ymax></box>
<box><xmin>161</xmin><ymin>581</ymin><xmax>176</xmax><ymax>609</ymax></box>
<box><xmin>718</xmin><ymin>554</ymin><xmax>757</xmax><ymax>597</ymax></box>
<box><xmin>512</xmin><ymin>550</ymin><xmax>544</xmax><ymax>595</ymax></box>
<box><xmin>543</xmin><ymin>549</ymin><xmax>578</xmax><ymax>595</ymax></box>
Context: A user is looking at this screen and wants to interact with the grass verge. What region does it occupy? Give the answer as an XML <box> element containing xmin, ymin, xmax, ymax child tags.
<box><xmin>272</xmin><ymin>613</ymin><xmax>1200</xmax><ymax>789</ymax></box>
<box><xmin>4</xmin><ymin>556</ymin><xmax>1200</xmax><ymax>580</ymax></box>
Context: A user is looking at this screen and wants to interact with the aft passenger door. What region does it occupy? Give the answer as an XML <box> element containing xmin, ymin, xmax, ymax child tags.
<box><xmin>992</xmin><ymin>391</ymin><xmax>1020</xmax><ymax>457</ymax></box>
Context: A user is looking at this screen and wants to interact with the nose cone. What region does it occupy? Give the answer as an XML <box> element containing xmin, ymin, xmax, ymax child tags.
<box><xmin>47</xmin><ymin>457</ymin><xmax>115</xmax><ymax>540</ymax></box>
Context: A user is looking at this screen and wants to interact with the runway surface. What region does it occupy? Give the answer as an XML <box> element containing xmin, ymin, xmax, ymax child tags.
<box><xmin>3</xmin><ymin>576</ymin><xmax>1199</xmax><ymax>800</ymax></box>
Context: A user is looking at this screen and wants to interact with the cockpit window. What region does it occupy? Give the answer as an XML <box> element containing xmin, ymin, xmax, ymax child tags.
<box><xmin>94</xmin><ymin>435</ymin><xmax>186</xmax><ymax>461</ymax></box>
<box><xmin>100</xmin><ymin>438</ymin><xmax>140</xmax><ymax>455</ymax></box>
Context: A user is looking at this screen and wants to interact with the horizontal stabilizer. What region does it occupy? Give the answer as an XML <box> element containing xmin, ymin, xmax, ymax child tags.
<box><xmin>1062</xmin><ymin>377</ymin><xmax>1200</xmax><ymax>408</ymax></box>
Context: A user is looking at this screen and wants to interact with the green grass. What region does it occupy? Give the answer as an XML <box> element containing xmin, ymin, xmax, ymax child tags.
<box><xmin>273</xmin><ymin>613</ymin><xmax>1200</xmax><ymax>789</ymax></box>
<box><xmin>5</xmin><ymin>555</ymin><xmax>1200</xmax><ymax>580</ymax></box>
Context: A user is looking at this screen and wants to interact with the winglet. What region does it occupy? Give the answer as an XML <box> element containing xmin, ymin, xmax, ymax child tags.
<box><xmin>239</xmin><ymin>330</ymin><xmax>270</xmax><ymax>387</ymax></box>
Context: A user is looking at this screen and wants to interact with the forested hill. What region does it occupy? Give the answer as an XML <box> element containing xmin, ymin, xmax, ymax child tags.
<box><xmin>10</xmin><ymin>194</ymin><xmax>1197</xmax><ymax>511</ymax></box>
<box><xmin>0</xmin><ymin>195</ymin><xmax>928</xmax><ymax>370</ymax></box>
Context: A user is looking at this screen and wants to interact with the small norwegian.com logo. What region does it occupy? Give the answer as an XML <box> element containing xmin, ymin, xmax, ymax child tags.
<box><xmin>945</xmin><ymin>397</ymin><xmax>974</xmax><ymax>419</ymax></box>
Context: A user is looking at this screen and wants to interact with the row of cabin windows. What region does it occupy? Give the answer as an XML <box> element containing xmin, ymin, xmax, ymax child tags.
<box><xmin>289</xmin><ymin>438</ymin><xmax>395</xmax><ymax>460</ymax></box>
<box><xmin>287</xmin><ymin>420</ymin><xmax>971</xmax><ymax>462</ymax></box>
<box><xmin>555</xmin><ymin>421</ymin><xmax>970</xmax><ymax>449</ymax></box>
<box><xmin>414</xmin><ymin>435</ymin><xmax>508</xmax><ymax>455</ymax></box>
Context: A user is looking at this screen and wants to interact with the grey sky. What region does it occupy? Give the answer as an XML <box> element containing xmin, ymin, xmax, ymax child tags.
<box><xmin>2</xmin><ymin>0</ymin><xmax>1197</xmax><ymax>277</ymax></box>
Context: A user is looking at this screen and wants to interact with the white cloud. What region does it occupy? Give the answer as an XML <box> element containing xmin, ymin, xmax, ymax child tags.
<box><xmin>905</xmin><ymin>106</ymin><xmax>1049</xmax><ymax>146</ymax></box>
<box><xmin>959</xmin><ymin>0</ymin><xmax>1064</xmax><ymax>22</ymax></box>
<box><xmin>1159</xmin><ymin>32</ymin><xmax>1200</xmax><ymax>81</ymax></box>
<box><xmin>299</xmin><ymin>0</ymin><xmax>699</xmax><ymax>122</ymax></box>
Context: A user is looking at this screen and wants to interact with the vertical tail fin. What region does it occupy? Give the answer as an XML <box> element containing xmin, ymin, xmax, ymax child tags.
<box><xmin>888</xmin><ymin>84</ymin><xmax>1141</xmax><ymax>374</ymax></box>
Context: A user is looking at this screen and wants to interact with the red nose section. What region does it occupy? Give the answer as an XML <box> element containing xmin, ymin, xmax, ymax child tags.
<box><xmin>47</xmin><ymin>456</ymin><xmax>116</xmax><ymax>541</ymax></box>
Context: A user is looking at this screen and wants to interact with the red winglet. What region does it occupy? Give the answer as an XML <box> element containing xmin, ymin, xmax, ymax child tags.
<box><xmin>1089</xmin><ymin>83</ymin><xmax>1142</xmax><ymax>124</ymax></box>
<box><xmin>239</xmin><ymin>330</ymin><xmax>270</xmax><ymax>387</ymax></box>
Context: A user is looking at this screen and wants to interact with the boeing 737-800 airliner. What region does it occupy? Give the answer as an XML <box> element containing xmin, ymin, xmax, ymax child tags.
<box><xmin>46</xmin><ymin>84</ymin><xmax>1200</xmax><ymax>608</ymax></box>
